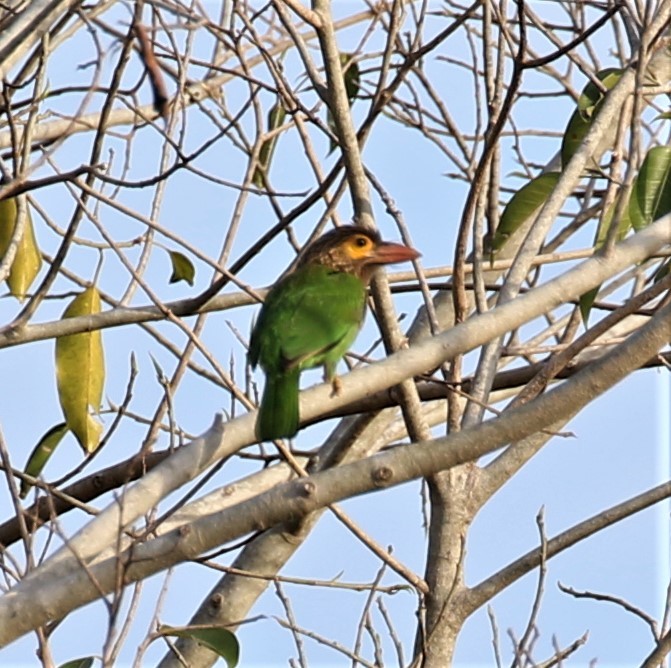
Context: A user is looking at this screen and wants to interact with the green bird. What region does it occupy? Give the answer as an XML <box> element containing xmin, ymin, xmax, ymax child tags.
<box><xmin>249</xmin><ymin>225</ymin><xmax>420</xmax><ymax>441</ymax></box>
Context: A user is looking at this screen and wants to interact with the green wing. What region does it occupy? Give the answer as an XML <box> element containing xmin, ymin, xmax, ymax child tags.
<box><xmin>250</xmin><ymin>264</ymin><xmax>366</xmax><ymax>374</ymax></box>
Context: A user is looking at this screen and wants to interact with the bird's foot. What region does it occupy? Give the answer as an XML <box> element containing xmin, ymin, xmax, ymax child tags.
<box><xmin>330</xmin><ymin>375</ymin><xmax>342</xmax><ymax>397</ymax></box>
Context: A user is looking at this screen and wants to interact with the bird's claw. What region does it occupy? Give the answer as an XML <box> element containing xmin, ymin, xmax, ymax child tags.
<box><xmin>330</xmin><ymin>375</ymin><xmax>342</xmax><ymax>397</ymax></box>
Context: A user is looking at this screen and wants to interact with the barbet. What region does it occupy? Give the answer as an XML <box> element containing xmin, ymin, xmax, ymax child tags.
<box><xmin>249</xmin><ymin>225</ymin><xmax>419</xmax><ymax>441</ymax></box>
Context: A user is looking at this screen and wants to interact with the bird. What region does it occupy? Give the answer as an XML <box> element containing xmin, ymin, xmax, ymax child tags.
<box><xmin>248</xmin><ymin>225</ymin><xmax>420</xmax><ymax>441</ymax></box>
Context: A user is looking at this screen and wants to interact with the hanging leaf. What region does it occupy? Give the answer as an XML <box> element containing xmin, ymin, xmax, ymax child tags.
<box><xmin>55</xmin><ymin>287</ymin><xmax>105</xmax><ymax>453</ymax></box>
<box><xmin>580</xmin><ymin>147</ymin><xmax>671</xmax><ymax>323</ymax></box>
<box><xmin>20</xmin><ymin>422</ymin><xmax>69</xmax><ymax>499</ymax></box>
<box><xmin>159</xmin><ymin>625</ymin><xmax>239</xmax><ymax>668</ymax></box>
<box><xmin>579</xmin><ymin>187</ymin><xmax>634</xmax><ymax>324</ymax></box>
<box><xmin>561</xmin><ymin>68</ymin><xmax>624</xmax><ymax>170</ymax></box>
<box><xmin>327</xmin><ymin>114</ymin><xmax>338</xmax><ymax>153</ymax></box>
<box><xmin>489</xmin><ymin>172</ymin><xmax>561</xmax><ymax>255</ymax></box>
<box><xmin>57</xmin><ymin>658</ymin><xmax>94</xmax><ymax>668</ymax></box>
<box><xmin>328</xmin><ymin>53</ymin><xmax>360</xmax><ymax>154</ymax></box>
<box><xmin>579</xmin><ymin>285</ymin><xmax>598</xmax><ymax>325</ymax></box>
<box><xmin>629</xmin><ymin>145</ymin><xmax>671</xmax><ymax>230</ymax></box>
<box><xmin>168</xmin><ymin>250</ymin><xmax>195</xmax><ymax>286</ymax></box>
<box><xmin>340</xmin><ymin>52</ymin><xmax>360</xmax><ymax>103</ymax></box>
<box><xmin>252</xmin><ymin>99</ymin><xmax>287</xmax><ymax>188</ymax></box>
<box><xmin>576</xmin><ymin>69</ymin><xmax>623</xmax><ymax>118</ymax></box>
<box><xmin>594</xmin><ymin>189</ymin><xmax>633</xmax><ymax>249</ymax></box>
<box><xmin>0</xmin><ymin>196</ymin><xmax>42</xmax><ymax>301</ymax></box>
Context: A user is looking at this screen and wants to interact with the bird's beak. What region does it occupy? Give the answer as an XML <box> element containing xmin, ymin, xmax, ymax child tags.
<box><xmin>369</xmin><ymin>241</ymin><xmax>421</xmax><ymax>265</ymax></box>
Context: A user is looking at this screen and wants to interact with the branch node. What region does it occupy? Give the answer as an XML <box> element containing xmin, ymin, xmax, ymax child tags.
<box><xmin>296</xmin><ymin>480</ymin><xmax>316</xmax><ymax>497</ymax></box>
<box><xmin>371</xmin><ymin>466</ymin><xmax>394</xmax><ymax>487</ymax></box>
<box><xmin>209</xmin><ymin>593</ymin><xmax>224</xmax><ymax>611</ymax></box>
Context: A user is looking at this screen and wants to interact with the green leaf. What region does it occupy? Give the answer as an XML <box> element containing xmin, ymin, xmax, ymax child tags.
<box><xmin>561</xmin><ymin>110</ymin><xmax>590</xmax><ymax>171</ymax></box>
<box><xmin>629</xmin><ymin>145</ymin><xmax>671</xmax><ymax>230</ymax></box>
<box><xmin>576</xmin><ymin>68</ymin><xmax>622</xmax><ymax>118</ymax></box>
<box><xmin>168</xmin><ymin>250</ymin><xmax>196</xmax><ymax>286</ymax></box>
<box><xmin>57</xmin><ymin>658</ymin><xmax>94</xmax><ymax>668</ymax></box>
<box><xmin>252</xmin><ymin>99</ymin><xmax>287</xmax><ymax>188</ymax></box>
<box><xmin>340</xmin><ymin>52</ymin><xmax>360</xmax><ymax>103</ymax></box>
<box><xmin>0</xmin><ymin>196</ymin><xmax>42</xmax><ymax>301</ymax></box>
<box><xmin>20</xmin><ymin>423</ymin><xmax>69</xmax><ymax>499</ymax></box>
<box><xmin>579</xmin><ymin>145</ymin><xmax>671</xmax><ymax>324</ymax></box>
<box><xmin>55</xmin><ymin>287</ymin><xmax>105</xmax><ymax>453</ymax></box>
<box><xmin>594</xmin><ymin>191</ymin><xmax>632</xmax><ymax>249</ymax></box>
<box><xmin>579</xmin><ymin>286</ymin><xmax>599</xmax><ymax>326</ymax></box>
<box><xmin>159</xmin><ymin>625</ymin><xmax>239</xmax><ymax>668</ymax></box>
<box><xmin>327</xmin><ymin>112</ymin><xmax>338</xmax><ymax>154</ymax></box>
<box><xmin>490</xmin><ymin>172</ymin><xmax>561</xmax><ymax>254</ymax></box>
<box><xmin>579</xmin><ymin>187</ymin><xmax>633</xmax><ymax>324</ymax></box>
<box><xmin>561</xmin><ymin>68</ymin><xmax>623</xmax><ymax>169</ymax></box>
<box><xmin>328</xmin><ymin>53</ymin><xmax>360</xmax><ymax>154</ymax></box>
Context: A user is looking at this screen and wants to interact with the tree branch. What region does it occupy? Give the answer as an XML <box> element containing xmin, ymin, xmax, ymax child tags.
<box><xmin>1</xmin><ymin>281</ymin><xmax>670</xmax><ymax>646</ymax></box>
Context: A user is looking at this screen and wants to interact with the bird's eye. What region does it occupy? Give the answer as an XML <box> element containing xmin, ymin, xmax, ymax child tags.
<box><xmin>354</xmin><ymin>236</ymin><xmax>369</xmax><ymax>248</ymax></box>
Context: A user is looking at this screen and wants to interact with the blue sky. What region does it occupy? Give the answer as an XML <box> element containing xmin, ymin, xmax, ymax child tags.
<box><xmin>0</xmin><ymin>2</ymin><xmax>669</xmax><ymax>666</ymax></box>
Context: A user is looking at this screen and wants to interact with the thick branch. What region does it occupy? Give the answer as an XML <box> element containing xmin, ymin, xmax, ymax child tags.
<box><xmin>1</xmin><ymin>291</ymin><xmax>669</xmax><ymax>646</ymax></box>
<box><xmin>0</xmin><ymin>215</ymin><xmax>667</xmax><ymax>645</ymax></box>
<box><xmin>0</xmin><ymin>0</ymin><xmax>81</xmax><ymax>81</ymax></box>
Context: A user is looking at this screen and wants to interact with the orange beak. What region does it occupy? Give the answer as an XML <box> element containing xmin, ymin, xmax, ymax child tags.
<box><xmin>368</xmin><ymin>241</ymin><xmax>420</xmax><ymax>266</ymax></box>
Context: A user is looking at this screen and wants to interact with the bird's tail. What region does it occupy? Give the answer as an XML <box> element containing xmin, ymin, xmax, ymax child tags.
<box><xmin>256</xmin><ymin>368</ymin><xmax>300</xmax><ymax>441</ymax></box>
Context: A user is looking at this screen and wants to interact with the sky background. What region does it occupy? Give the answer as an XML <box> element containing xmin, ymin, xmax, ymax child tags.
<box><xmin>0</xmin><ymin>1</ymin><xmax>669</xmax><ymax>666</ymax></box>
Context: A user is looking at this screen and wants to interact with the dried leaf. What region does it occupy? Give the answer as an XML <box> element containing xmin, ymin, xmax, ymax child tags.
<box><xmin>135</xmin><ymin>24</ymin><xmax>169</xmax><ymax>118</ymax></box>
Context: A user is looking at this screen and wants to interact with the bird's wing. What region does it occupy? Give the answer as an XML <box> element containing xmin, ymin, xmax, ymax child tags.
<box><xmin>265</xmin><ymin>266</ymin><xmax>366</xmax><ymax>370</ymax></box>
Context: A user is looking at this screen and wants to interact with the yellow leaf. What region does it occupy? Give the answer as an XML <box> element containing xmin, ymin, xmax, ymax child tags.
<box><xmin>168</xmin><ymin>250</ymin><xmax>196</xmax><ymax>286</ymax></box>
<box><xmin>0</xmin><ymin>197</ymin><xmax>42</xmax><ymax>301</ymax></box>
<box><xmin>55</xmin><ymin>287</ymin><xmax>105</xmax><ymax>453</ymax></box>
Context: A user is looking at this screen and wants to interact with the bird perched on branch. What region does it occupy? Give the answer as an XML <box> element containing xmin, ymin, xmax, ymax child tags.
<box><xmin>249</xmin><ymin>225</ymin><xmax>420</xmax><ymax>441</ymax></box>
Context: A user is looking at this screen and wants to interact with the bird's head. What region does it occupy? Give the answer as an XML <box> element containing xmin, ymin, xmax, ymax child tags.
<box><xmin>298</xmin><ymin>225</ymin><xmax>420</xmax><ymax>283</ymax></box>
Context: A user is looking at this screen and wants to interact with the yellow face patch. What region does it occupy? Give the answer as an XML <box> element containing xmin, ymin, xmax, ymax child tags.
<box><xmin>342</xmin><ymin>233</ymin><xmax>375</xmax><ymax>260</ymax></box>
